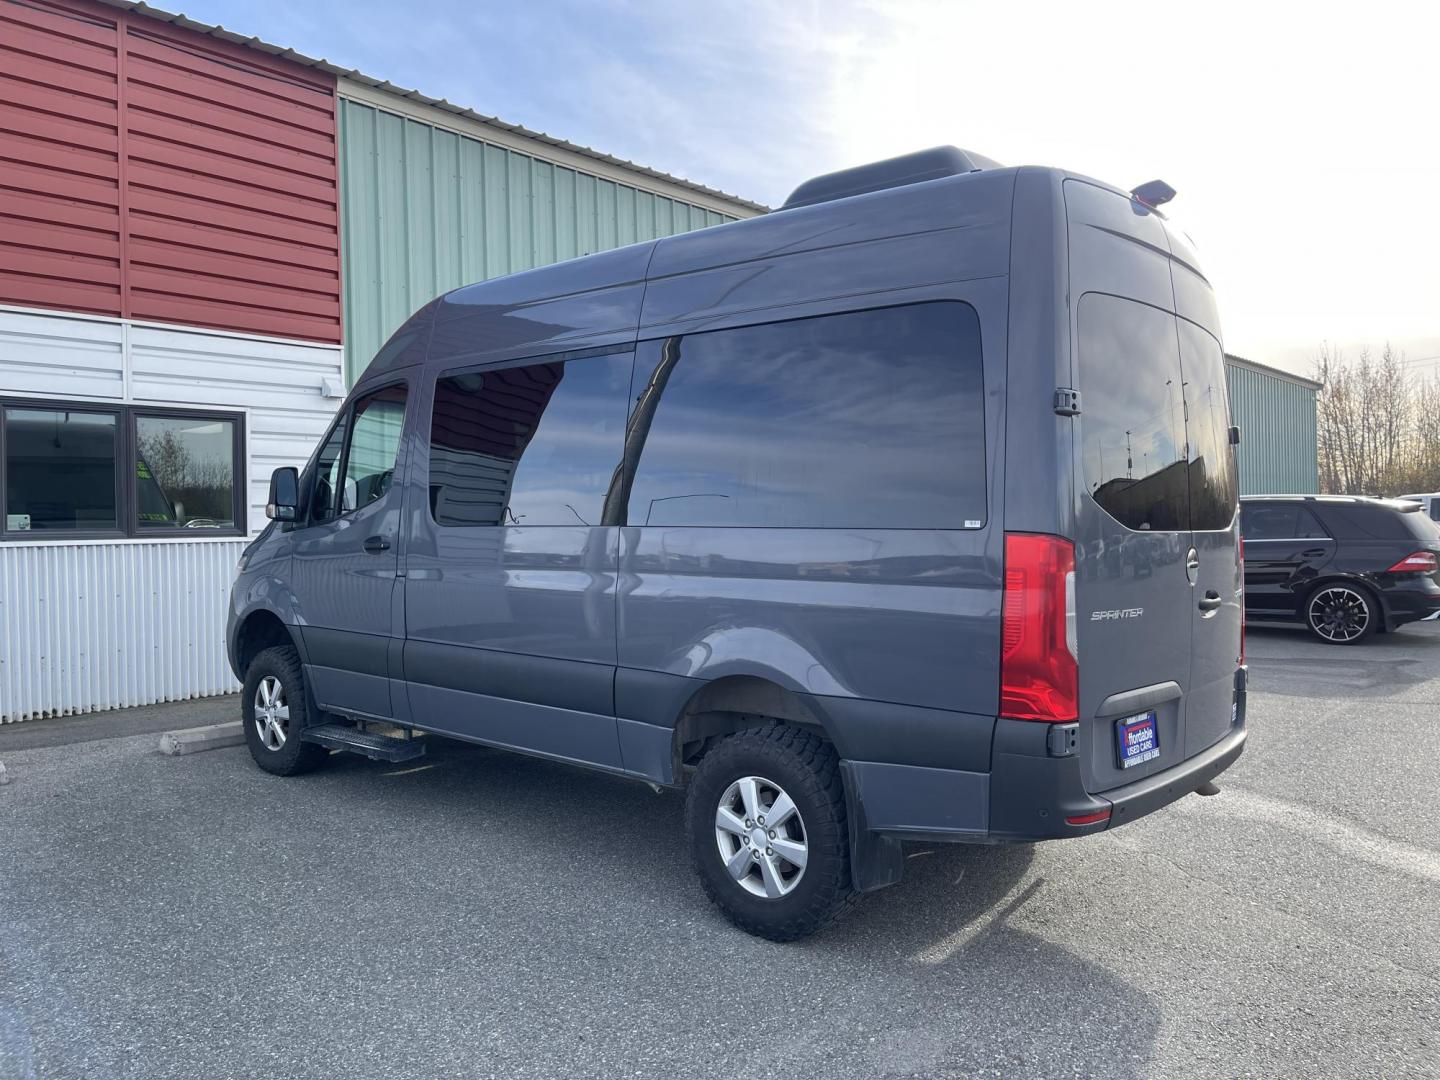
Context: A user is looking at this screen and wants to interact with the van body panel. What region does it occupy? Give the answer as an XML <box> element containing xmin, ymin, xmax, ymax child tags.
<box><xmin>429</xmin><ymin>243</ymin><xmax>654</xmax><ymax>371</ymax></box>
<box><xmin>1001</xmin><ymin>167</ymin><xmax>1069</xmax><ymax>536</ymax></box>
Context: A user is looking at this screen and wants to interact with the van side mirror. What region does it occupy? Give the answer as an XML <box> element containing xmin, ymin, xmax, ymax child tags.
<box><xmin>267</xmin><ymin>467</ymin><xmax>300</xmax><ymax>521</ymax></box>
<box><xmin>1228</xmin><ymin>425</ymin><xmax>1241</xmax><ymax>446</ymax></box>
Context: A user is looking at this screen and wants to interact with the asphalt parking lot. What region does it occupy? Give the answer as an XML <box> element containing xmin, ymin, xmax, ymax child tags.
<box><xmin>2</xmin><ymin>624</ymin><xmax>1438</xmax><ymax>1080</ymax></box>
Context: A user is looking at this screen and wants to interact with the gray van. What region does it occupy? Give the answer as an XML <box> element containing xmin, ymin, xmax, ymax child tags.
<box><xmin>228</xmin><ymin>147</ymin><xmax>1247</xmax><ymax>940</ymax></box>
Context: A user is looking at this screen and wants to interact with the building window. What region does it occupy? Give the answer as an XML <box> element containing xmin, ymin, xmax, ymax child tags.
<box><xmin>135</xmin><ymin>415</ymin><xmax>238</xmax><ymax>530</ymax></box>
<box><xmin>0</xmin><ymin>398</ymin><xmax>245</xmax><ymax>540</ymax></box>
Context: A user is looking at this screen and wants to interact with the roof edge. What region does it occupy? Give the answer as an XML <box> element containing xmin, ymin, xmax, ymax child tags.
<box><xmin>1224</xmin><ymin>353</ymin><xmax>1323</xmax><ymax>391</ymax></box>
<box><xmin>95</xmin><ymin>0</ymin><xmax>769</xmax><ymax>216</ymax></box>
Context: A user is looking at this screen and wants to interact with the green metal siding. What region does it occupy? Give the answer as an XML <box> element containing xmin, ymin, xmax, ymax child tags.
<box><xmin>339</xmin><ymin>99</ymin><xmax>737</xmax><ymax>382</ymax></box>
<box><xmin>1225</xmin><ymin>361</ymin><xmax>1319</xmax><ymax>495</ymax></box>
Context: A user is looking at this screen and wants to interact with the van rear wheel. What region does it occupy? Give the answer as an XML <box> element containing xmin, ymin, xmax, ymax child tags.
<box><xmin>241</xmin><ymin>645</ymin><xmax>327</xmax><ymax>776</ymax></box>
<box><xmin>684</xmin><ymin>724</ymin><xmax>855</xmax><ymax>941</ymax></box>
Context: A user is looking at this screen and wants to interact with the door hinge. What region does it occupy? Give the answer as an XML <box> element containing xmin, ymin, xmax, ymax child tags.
<box><xmin>1053</xmin><ymin>388</ymin><xmax>1081</xmax><ymax>416</ymax></box>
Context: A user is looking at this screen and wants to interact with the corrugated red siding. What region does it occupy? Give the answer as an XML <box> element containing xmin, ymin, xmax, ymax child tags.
<box><xmin>0</xmin><ymin>0</ymin><xmax>341</xmax><ymax>343</ymax></box>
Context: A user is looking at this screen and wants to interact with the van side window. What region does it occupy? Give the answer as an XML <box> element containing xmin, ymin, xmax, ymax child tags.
<box><xmin>625</xmin><ymin>302</ymin><xmax>987</xmax><ymax>529</ymax></box>
<box><xmin>1176</xmin><ymin>319</ymin><xmax>1238</xmax><ymax>530</ymax></box>
<box><xmin>1078</xmin><ymin>294</ymin><xmax>1188</xmax><ymax>532</ymax></box>
<box><xmin>428</xmin><ymin>352</ymin><xmax>631</xmax><ymax>527</ymax></box>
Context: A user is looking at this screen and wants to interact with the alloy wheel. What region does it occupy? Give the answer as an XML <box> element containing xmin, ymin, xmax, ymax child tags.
<box><xmin>1308</xmin><ymin>586</ymin><xmax>1370</xmax><ymax>643</ymax></box>
<box><xmin>714</xmin><ymin>775</ymin><xmax>808</xmax><ymax>899</ymax></box>
<box><xmin>253</xmin><ymin>675</ymin><xmax>290</xmax><ymax>750</ymax></box>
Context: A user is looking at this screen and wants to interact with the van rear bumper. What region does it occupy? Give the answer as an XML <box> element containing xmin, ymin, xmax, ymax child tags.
<box><xmin>841</xmin><ymin>666</ymin><xmax>1248</xmax><ymax>889</ymax></box>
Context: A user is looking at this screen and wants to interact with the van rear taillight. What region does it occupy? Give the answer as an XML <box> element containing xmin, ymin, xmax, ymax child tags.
<box><xmin>1386</xmin><ymin>551</ymin><xmax>1439</xmax><ymax>573</ymax></box>
<box><xmin>1000</xmin><ymin>533</ymin><xmax>1078</xmax><ymax>722</ymax></box>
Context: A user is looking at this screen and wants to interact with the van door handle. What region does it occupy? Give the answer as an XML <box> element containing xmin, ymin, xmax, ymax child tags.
<box><xmin>1198</xmin><ymin>591</ymin><xmax>1222</xmax><ymax>614</ymax></box>
<box><xmin>362</xmin><ymin>535</ymin><xmax>391</xmax><ymax>554</ymax></box>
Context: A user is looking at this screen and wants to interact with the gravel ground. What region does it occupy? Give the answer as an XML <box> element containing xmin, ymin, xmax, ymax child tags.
<box><xmin>1</xmin><ymin>622</ymin><xmax>1437</xmax><ymax>1079</ymax></box>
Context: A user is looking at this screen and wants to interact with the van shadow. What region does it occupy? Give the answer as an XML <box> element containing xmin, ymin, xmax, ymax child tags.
<box><xmin>318</xmin><ymin>740</ymin><xmax>1162</xmax><ymax>1078</ymax></box>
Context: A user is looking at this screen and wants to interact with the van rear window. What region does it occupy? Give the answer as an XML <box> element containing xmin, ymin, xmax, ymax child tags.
<box><xmin>1078</xmin><ymin>294</ymin><xmax>1189</xmax><ymax>531</ymax></box>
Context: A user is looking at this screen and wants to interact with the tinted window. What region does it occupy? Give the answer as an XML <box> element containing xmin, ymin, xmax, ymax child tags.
<box><xmin>429</xmin><ymin>353</ymin><xmax>630</xmax><ymax>527</ymax></box>
<box><xmin>311</xmin><ymin>419</ymin><xmax>347</xmax><ymax>523</ymax></box>
<box><xmin>4</xmin><ymin>408</ymin><xmax>118</xmax><ymax>531</ymax></box>
<box><xmin>135</xmin><ymin>415</ymin><xmax>236</xmax><ymax>529</ymax></box>
<box><xmin>1078</xmin><ymin>294</ymin><xmax>1188</xmax><ymax>531</ymax></box>
<box><xmin>343</xmin><ymin>386</ymin><xmax>407</xmax><ymax>513</ymax></box>
<box><xmin>1177</xmin><ymin>319</ymin><xmax>1238</xmax><ymax>529</ymax></box>
<box><xmin>1241</xmin><ymin>503</ymin><xmax>1328</xmax><ymax>540</ymax></box>
<box><xmin>1326</xmin><ymin>502</ymin><xmax>1440</xmax><ymax>541</ymax></box>
<box><xmin>624</xmin><ymin>302</ymin><xmax>986</xmax><ymax>529</ymax></box>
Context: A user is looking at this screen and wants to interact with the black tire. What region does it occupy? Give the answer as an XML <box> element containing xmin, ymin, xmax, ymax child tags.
<box><xmin>241</xmin><ymin>645</ymin><xmax>328</xmax><ymax>776</ymax></box>
<box><xmin>684</xmin><ymin>723</ymin><xmax>856</xmax><ymax>941</ymax></box>
<box><xmin>1304</xmin><ymin>582</ymin><xmax>1379</xmax><ymax>645</ymax></box>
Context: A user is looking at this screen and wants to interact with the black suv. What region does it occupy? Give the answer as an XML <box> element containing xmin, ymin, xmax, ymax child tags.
<box><xmin>1240</xmin><ymin>495</ymin><xmax>1440</xmax><ymax>643</ymax></box>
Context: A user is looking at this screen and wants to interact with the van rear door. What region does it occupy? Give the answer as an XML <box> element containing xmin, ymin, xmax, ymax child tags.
<box><xmin>1072</xmin><ymin>292</ymin><xmax>1195</xmax><ymax>792</ymax></box>
<box><xmin>1175</xmin><ymin>318</ymin><xmax>1243</xmax><ymax>756</ymax></box>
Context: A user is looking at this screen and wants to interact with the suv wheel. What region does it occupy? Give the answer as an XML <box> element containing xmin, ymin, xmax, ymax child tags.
<box><xmin>1306</xmin><ymin>584</ymin><xmax>1377</xmax><ymax>645</ymax></box>
<box><xmin>684</xmin><ymin>724</ymin><xmax>855</xmax><ymax>941</ymax></box>
<box><xmin>241</xmin><ymin>645</ymin><xmax>328</xmax><ymax>776</ymax></box>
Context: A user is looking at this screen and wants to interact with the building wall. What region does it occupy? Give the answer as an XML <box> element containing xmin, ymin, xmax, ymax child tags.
<box><xmin>0</xmin><ymin>305</ymin><xmax>345</xmax><ymax>722</ymax></box>
<box><xmin>337</xmin><ymin>97</ymin><xmax>739</xmax><ymax>382</ymax></box>
<box><xmin>0</xmin><ymin>0</ymin><xmax>341</xmax><ymax>342</ymax></box>
<box><xmin>1225</xmin><ymin>359</ymin><xmax>1319</xmax><ymax>495</ymax></box>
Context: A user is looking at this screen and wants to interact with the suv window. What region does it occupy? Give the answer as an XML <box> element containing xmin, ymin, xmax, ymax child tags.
<box><xmin>1176</xmin><ymin>319</ymin><xmax>1238</xmax><ymax>529</ymax></box>
<box><xmin>1326</xmin><ymin>502</ymin><xmax>1440</xmax><ymax>541</ymax></box>
<box><xmin>1240</xmin><ymin>503</ymin><xmax>1328</xmax><ymax>540</ymax></box>
<box><xmin>624</xmin><ymin>302</ymin><xmax>987</xmax><ymax>528</ymax></box>
<box><xmin>428</xmin><ymin>352</ymin><xmax>630</xmax><ymax>527</ymax></box>
<box><xmin>1078</xmin><ymin>294</ymin><xmax>1188</xmax><ymax>531</ymax></box>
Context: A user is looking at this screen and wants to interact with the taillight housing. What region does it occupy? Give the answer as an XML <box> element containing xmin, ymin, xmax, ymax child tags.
<box><xmin>1000</xmin><ymin>533</ymin><xmax>1078</xmax><ymax>722</ymax></box>
<box><xmin>1386</xmin><ymin>551</ymin><xmax>1439</xmax><ymax>573</ymax></box>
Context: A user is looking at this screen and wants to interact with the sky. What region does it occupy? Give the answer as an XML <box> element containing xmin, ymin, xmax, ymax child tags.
<box><xmin>174</xmin><ymin>0</ymin><xmax>1440</xmax><ymax>379</ymax></box>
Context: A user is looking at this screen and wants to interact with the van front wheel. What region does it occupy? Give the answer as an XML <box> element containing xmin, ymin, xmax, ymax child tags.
<box><xmin>684</xmin><ymin>724</ymin><xmax>855</xmax><ymax>940</ymax></box>
<box><xmin>241</xmin><ymin>645</ymin><xmax>328</xmax><ymax>776</ymax></box>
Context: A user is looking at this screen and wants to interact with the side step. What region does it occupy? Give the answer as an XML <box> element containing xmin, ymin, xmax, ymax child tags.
<box><xmin>300</xmin><ymin>722</ymin><xmax>426</xmax><ymax>763</ymax></box>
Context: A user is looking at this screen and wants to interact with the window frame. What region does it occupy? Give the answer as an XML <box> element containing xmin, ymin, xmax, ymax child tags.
<box><xmin>0</xmin><ymin>395</ymin><xmax>246</xmax><ymax>542</ymax></box>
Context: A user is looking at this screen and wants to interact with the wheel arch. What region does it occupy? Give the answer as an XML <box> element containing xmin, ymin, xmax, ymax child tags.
<box><xmin>233</xmin><ymin>607</ymin><xmax>305</xmax><ymax>679</ymax></box>
<box><xmin>671</xmin><ymin>674</ymin><xmax>834</xmax><ymax>776</ymax></box>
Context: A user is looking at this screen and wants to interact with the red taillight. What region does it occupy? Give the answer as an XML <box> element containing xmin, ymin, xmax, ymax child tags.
<box><xmin>1000</xmin><ymin>533</ymin><xmax>1078</xmax><ymax>722</ymax></box>
<box><xmin>1386</xmin><ymin>551</ymin><xmax>1439</xmax><ymax>573</ymax></box>
<box><xmin>1065</xmin><ymin>809</ymin><xmax>1112</xmax><ymax>826</ymax></box>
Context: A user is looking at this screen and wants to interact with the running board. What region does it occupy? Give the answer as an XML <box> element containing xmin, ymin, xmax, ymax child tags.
<box><xmin>300</xmin><ymin>722</ymin><xmax>426</xmax><ymax>763</ymax></box>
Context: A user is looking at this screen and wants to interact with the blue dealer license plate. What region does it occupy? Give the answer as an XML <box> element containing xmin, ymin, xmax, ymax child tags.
<box><xmin>1116</xmin><ymin>712</ymin><xmax>1160</xmax><ymax>769</ymax></box>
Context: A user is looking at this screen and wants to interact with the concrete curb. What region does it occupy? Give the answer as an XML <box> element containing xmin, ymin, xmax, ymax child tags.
<box><xmin>159</xmin><ymin>722</ymin><xmax>245</xmax><ymax>756</ymax></box>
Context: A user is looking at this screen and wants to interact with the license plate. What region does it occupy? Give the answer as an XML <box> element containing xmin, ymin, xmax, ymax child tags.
<box><xmin>1116</xmin><ymin>711</ymin><xmax>1160</xmax><ymax>769</ymax></box>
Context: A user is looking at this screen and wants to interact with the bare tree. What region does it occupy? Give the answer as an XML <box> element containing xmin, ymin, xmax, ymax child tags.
<box><xmin>1315</xmin><ymin>344</ymin><xmax>1440</xmax><ymax>496</ymax></box>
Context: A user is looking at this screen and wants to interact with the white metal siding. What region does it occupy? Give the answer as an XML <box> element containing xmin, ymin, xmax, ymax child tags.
<box><xmin>0</xmin><ymin>539</ymin><xmax>245</xmax><ymax>722</ymax></box>
<box><xmin>0</xmin><ymin>305</ymin><xmax>346</xmax><ymax>721</ymax></box>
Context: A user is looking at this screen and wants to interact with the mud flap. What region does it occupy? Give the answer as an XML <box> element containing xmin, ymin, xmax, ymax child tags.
<box><xmin>840</xmin><ymin>761</ymin><xmax>906</xmax><ymax>892</ymax></box>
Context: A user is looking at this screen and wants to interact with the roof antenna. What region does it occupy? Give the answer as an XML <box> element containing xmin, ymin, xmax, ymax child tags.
<box><xmin>1131</xmin><ymin>180</ymin><xmax>1176</xmax><ymax>209</ymax></box>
